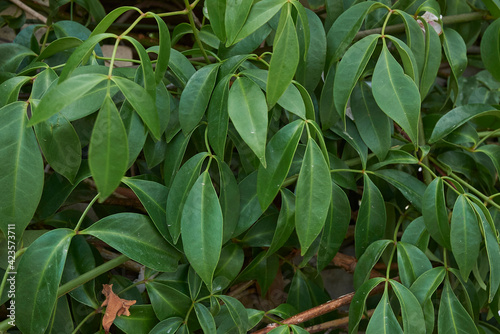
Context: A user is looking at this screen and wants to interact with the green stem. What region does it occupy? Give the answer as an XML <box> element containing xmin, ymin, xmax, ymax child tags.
<box><xmin>71</xmin><ymin>310</ymin><xmax>98</xmax><ymax>334</ymax></box>
<box><xmin>107</xmin><ymin>38</ymin><xmax>121</xmax><ymax>78</ymax></box>
<box><xmin>381</xmin><ymin>9</ymin><xmax>394</xmax><ymax>36</ymax></box>
<box><xmin>478</xmin><ymin>130</ymin><xmax>500</xmax><ymax>138</ymax></box>
<box><xmin>183</xmin><ymin>0</ymin><xmax>211</xmax><ymax>64</ymax></box>
<box><xmin>418</xmin><ymin>118</ymin><xmax>433</xmax><ymax>185</ymax></box>
<box><xmin>121</xmin><ymin>13</ymin><xmax>146</xmax><ymax>37</ymax></box>
<box><xmin>0</xmin><ymin>248</ymin><xmax>27</xmax><ymax>302</ymax></box>
<box><xmin>58</xmin><ymin>254</ymin><xmax>129</xmax><ymax>298</ymax></box>
<box><xmin>40</xmin><ymin>25</ymin><xmax>51</xmax><ymax>53</ymax></box>
<box><xmin>74</xmin><ymin>193</ymin><xmax>100</xmax><ymax>233</ymax></box>
<box><xmin>474</xmin><ymin>128</ymin><xmax>500</xmax><ymax>148</ymax></box>
<box><xmin>95</xmin><ymin>55</ymin><xmax>144</xmax><ymax>64</ymax></box>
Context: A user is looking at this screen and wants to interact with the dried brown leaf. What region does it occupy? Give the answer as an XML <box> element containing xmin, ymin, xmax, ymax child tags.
<box><xmin>101</xmin><ymin>284</ymin><xmax>136</xmax><ymax>333</ymax></box>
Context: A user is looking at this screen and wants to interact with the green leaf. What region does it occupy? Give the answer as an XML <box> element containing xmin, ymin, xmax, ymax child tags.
<box><xmin>0</xmin><ymin>76</ymin><xmax>31</xmax><ymax>107</ymax></box>
<box><xmin>353</xmin><ymin>239</ymin><xmax>393</xmax><ymax>290</ymax></box>
<box><xmin>334</xmin><ymin>34</ymin><xmax>379</xmax><ymax>121</ymax></box>
<box><xmin>389</xmin><ymin>280</ymin><xmax>426</xmax><ymax>334</ymax></box>
<box><xmin>168</xmin><ymin>49</ymin><xmax>196</xmax><ymax>88</ymax></box>
<box><xmin>373</xmin><ymin>169</ymin><xmax>426</xmax><ymax>212</ymax></box>
<box><xmin>216</xmin><ymin>295</ymin><xmax>249</xmax><ymax>333</ymax></box>
<box><xmin>34</xmin><ymin>113</ymin><xmax>81</xmax><ymax>182</ymax></box>
<box><xmin>90</xmin><ymin>7</ymin><xmax>140</xmax><ymax>36</ymax></box>
<box><xmin>366</xmin><ymin>289</ymin><xmax>403</xmax><ymax>334</ymax></box>
<box><xmin>228</xmin><ymin>76</ymin><xmax>268</xmax><ymax>166</ymax></box>
<box><xmin>0</xmin><ymin>102</ymin><xmax>44</xmax><ymax>239</ymax></box>
<box><xmin>355</xmin><ymin>174</ymin><xmax>386</xmax><ymax>258</ymax></box>
<box><xmin>113</xmin><ymin>305</ymin><xmax>158</xmax><ymax>334</ymax></box>
<box><xmin>483</xmin><ymin>0</ymin><xmax>500</xmax><ymax>18</ymax></box>
<box><xmin>317</xmin><ymin>182</ymin><xmax>352</xmax><ymax>272</ymax></box>
<box><xmin>295</xmin><ymin>140</ymin><xmax>332</xmax><ymax>255</ymax></box>
<box><xmin>149</xmin><ymin>13</ymin><xmax>171</xmax><ymax>84</ymax></box>
<box><xmin>369</xmin><ymin>149</ymin><xmax>419</xmax><ymax>170</ymax></box>
<box><xmin>267</xmin><ymin>4</ymin><xmax>300</xmax><ymax>107</ymax></box>
<box><xmin>82</xmin><ymin>212</ymin><xmax>181</xmax><ymax>271</ymax></box>
<box><xmin>149</xmin><ymin>317</ymin><xmax>183</xmax><ymax>334</ymax></box>
<box><xmin>481</xmin><ymin>19</ymin><xmax>500</xmax><ymax>81</ymax></box>
<box><xmin>234</xmin><ymin>171</ymin><xmax>263</xmax><ymax>236</ymax></box>
<box><xmin>207</xmin><ymin>74</ymin><xmax>231</xmax><ymax>158</ymax></box>
<box><xmin>397</xmin><ymin>242</ymin><xmax>433</xmax><ymax>287</ymax></box>
<box><xmin>166</xmin><ymin>152</ymin><xmax>209</xmax><ymax>243</ymax></box>
<box><xmin>291</xmin><ymin>0</ymin><xmax>310</xmax><ymax>60</ymax></box>
<box><xmin>419</xmin><ymin>18</ymin><xmax>442</xmax><ymax>99</ymax></box>
<box><xmin>410</xmin><ymin>267</ymin><xmax>446</xmax><ymax>305</ymax></box>
<box><xmin>179</xmin><ymin>63</ymin><xmax>219</xmax><ymax>134</ymax></box>
<box><xmin>214</xmin><ymin>243</ymin><xmax>245</xmax><ymax>286</ymax></box>
<box><xmin>372</xmin><ymin>43</ymin><xmax>421</xmax><ymax>145</ymax></box>
<box><xmin>438</xmin><ymin>279</ymin><xmax>479</xmax><ymax>334</ymax></box>
<box><xmin>195</xmin><ymin>303</ymin><xmax>217</xmax><ymax>334</ymax></box>
<box><xmin>451</xmin><ymin>195</ymin><xmax>482</xmax><ymax>281</ymax></box>
<box><xmin>225</xmin><ymin>0</ymin><xmax>253</xmax><ymax>46</ymax></box>
<box><xmin>257</xmin><ymin>120</ymin><xmax>304</xmax><ymax>211</ymax></box>
<box><xmin>332</xmin><ymin>118</ymin><xmax>368</xmax><ymax>169</ymax></box>
<box><xmin>267</xmin><ymin>188</ymin><xmax>296</xmax><ymax>255</ymax></box>
<box><xmin>475</xmin><ymin>144</ymin><xmax>500</xmax><ymax>178</ymax></box>
<box><xmin>28</xmin><ymin>74</ymin><xmax>107</xmax><ymax>126</ymax></box>
<box><xmin>386</xmin><ymin>34</ymin><xmax>419</xmax><ymax>83</ymax></box>
<box><xmin>0</xmin><ymin>43</ymin><xmax>37</xmax><ymax>73</ymax></box>
<box><xmin>442</xmin><ymin>28</ymin><xmax>467</xmax><ymax>99</ymax></box>
<box><xmin>207</xmin><ymin>0</ymin><xmax>226</xmax><ymax>41</ymax></box>
<box><xmin>181</xmin><ymin>171</ymin><xmax>223</xmax><ymax>287</ymax></box>
<box><xmin>17</xmin><ymin>229</ymin><xmax>74</xmax><ymax>334</ymax></box>
<box><xmin>319</xmin><ymin>65</ymin><xmax>339</xmax><ymax>130</ymax></box>
<box><xmin>348</xmin><ymin>277</ymin><xmax>386</xmax><ymax>334</ymax></box>
<box><xmin>88</xmin><ymin>96</ymin><xmax>129</xmax><ymax>200</ymax></box>
<box><xmin>122</xmin><ymin>36</ymin><xmax>156</xmax><ymax>98</ymax></box>
<box><xmin>268</xmin><ymin>326</ymin><xmax>290</xmax><ymax>334</ymax></box>
<box><xmin>163</xmin><ymin>130</ymin><xmax>193</xmax><ymax>187</ymax></box>
<box><xmin>61</xmin><ymin>235</ymin><xmax>97</xmax><ymax>308</ymax></box>
<box><xmin>188</xmin><ymin>266</ymin><xmax>203</xmax><ymax>300</ymax></box>
<box><xmin>423</xmin><ymin>177</ymin><xmax>451</xmax><ymax>249</ymax></box>
<box><xmin>36</xmin><ymin>36</ymin><xmax>83</xmax><ymax>61</ymax></box>
<box><xmin>146</xmin><ymin>281</ymin><xmax>191</xmax><ymax>320</ymax></box>
<box><xmin>215</xmin><ymin>157</ymin><xmax>240</xmax><ymax>243</ymax></box>
<box><xmin>471</xmin><ymin>203</ymin><xmax>500</xmax><ymax>301</ymax></box>
<box><xmin>112</xmin><ymin>76</ymin><xmax>160</xmax><ymax>140</ymax></box>
<box><xmin>234</xmin><ymin>0</ymin><xmax>286</xmax><ymax>42</ymax></box>
<box><xmin>351</xmin><ymin>81</ymin><xmax>392</xmax><ymax>160</ymax></box>
<box><xmin>429</xmin><ymin>104</ymin><xmax>498</xmax><ymax>143</ymax></box>
<box><xmin>121</xmin><ymin>177</ymin><xmax>170</xmax><ymax>242</ymax></box>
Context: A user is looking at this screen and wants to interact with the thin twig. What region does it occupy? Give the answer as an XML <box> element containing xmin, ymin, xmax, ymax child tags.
<box><xmin>8</xmin><ymin>0</ymin><xmax>47</xmax><ymax>23</ymax></box>
<box><xmin>305</xmin><ymin>309</ymin><xmax>375</xmax><ymax>333</ymax></box>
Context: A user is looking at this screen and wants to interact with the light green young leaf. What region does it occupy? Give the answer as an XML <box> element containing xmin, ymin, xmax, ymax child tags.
<box><xmin>88</xmin><ymin>96</ymin><xmax>129</xmax><ymax>201</ymax></box>
<box><xmin>295</xmin><ymin>140</ymin><xmax>332</xmax><ymax>255</ymax></box>
<box><xmin>372</xmin><ymin>43</ymin><xmax>421</xmax><ymax>145</ymax></box>
<box><xmin>0</xmin><ymin>102</ymin><xmax>44</xmax><ymax>239</ymax></box>
<box><xmin>181</xmin><ymin>171</ymin><xmax>223</xmax><ymax>287</ymax></box>
<box><xmin>228</xmin><ymin>76</ymin><xmax>268</xmax><ymax>167</ymax></box>
<box><xmin>82</xmin><ymin>213</ymin><xmax>181</xmax><ymax>271</ymax></box>
<box><xmin>17</xmin><ymin>229</ymin><xmax>74</xmax><ymax>334</ymax></box>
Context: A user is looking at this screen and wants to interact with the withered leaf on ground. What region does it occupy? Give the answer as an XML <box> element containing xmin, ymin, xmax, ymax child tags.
<box><xmin>101</xmin><ymin>284</ymin><xmax>137</xmax><ymax>333</ymax></box>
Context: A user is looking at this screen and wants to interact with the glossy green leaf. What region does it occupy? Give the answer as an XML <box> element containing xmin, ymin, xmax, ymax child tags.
<box><xmin>386</xmin><ymin>34</ymin><xmax>419</xmax><ymax>83</ymax></box>
<box><xmin>353</xmin><ymin>239</ymin><xmax>392</xmax><ymax>289</ymax></box>
<box><xmin>121</xmin><ymin>177</ymin><xmax>170</xmax><ymax>242</ymax></box>
<box><xmin>395</xmin><ymin>10</ymin><xmax>425</xmax><ymax>77</ymax></box>
<box><xmin>267</xmin><ymin>5</ymin><xmax>300</xmax><ymax>107</ymax></box>
<box><xmin>366</xmin><ymin>289</ymin><xmax>403</xmax><ymax>334</ymax></box>
<box><xmin>150</xmin><ymin>12</ymin><xmax>171</xmax><ymax>84</ymax></box>
<box><xmin>373</xmin><ymin>169</ymin><xmax>426</xmax><ymax>212</ymax></box>
<box><xmin>46</xmin><ymin>295</ymin><xmax>74</xmax><ymax>334</ymax></box>
<box><xmin>167</xmin><ymin>49</ymin><xmax>196</xmax><ymax>88</ymax></box>
<box><xmin>195</xmin><ymin>303</ymin><xmax>217</xmax><ymax>334</ymax></box>
<box><xmin>188</xmin><ymin>266</ymin><xmax>202</xmax><ymax>300</ymax></box>
<box><xmin>351</xmin><ymin>81</ymin><xmax>392</xmax><ymax>160</ymax></box>
<box><xmin>319</xmin><ymin>65</ymin><xmax>339</xmax><ymax>129</ymax></box>
<box><xmin>28</xmin><ymin>74</ymin><xmax>107</xmax><ymax>126</ymax></box>
<box><xmin>225</xmin><ymin>0</ymin><xmax>253</xmax><ymax>46</ymax></box>
<box><xmin>216</xmin><ymin>295</ymin><xmax>249</xmax><ymax>333</ymax></box>
<box><xmin>207</xmin><ymin>74</ymin><xmax>231</xmax><ymax>158</ymax></box>
<box><xmin>419</xmin><ymin>18</ymin><xmax>442</xmax><ymax>99</ymax></box>
<box><xmin>228</xmin><ymin>76</ymin><xmax>268</xmax><ymax>166</ymax></box>
<box><xmin>348</xmin><ymin>277</ymin><xmax>386</xmax><ymax>334</ymax></box>
<box><xmin>410</xmin><ymin>267</ymin><xmax>447</xmax><ymax>305</ymax></box>
<box><xmin>326</xmin><ymin>1</ymin><xmax>384</xmax><ymax>65</ymax></box>
<box><xmin>334</xmin><ymin>34</ymin><xmax>379</xmax><ymax>121</ymax></box>
<box><xmin>234</xmin><ymin>171</ymin><xmax>263</xmax><ymax>236</ymax></box>
<box><xmin>215</xmin><ymin>157</ymin><xmax>240</xmax><ymax>243</ymax></box>
<box><xmin>112</xmin><ymin>76</ymin><xmax>160</xmax><ymax>140</ymax></box>
<box><xmin>114</xmin><ymin>305</ymin><xmax>158</xmax><ymax>334</ymax></box>
<box><xmin>82</xmin><ymin>212</ymin><xmax>181</xmax><ymax>271</ymax></box>
<box><xmin>291</xmin><ymin>0</ymin><xmax>310</xmax><ymax>60</ymax></box>
<box><xmin>122</xmin><ymin>36</ymin><xmax>156</xmax><ymax>98</ymax></box>
<box><xmin>214</xmin><ymin>243</ymin><xmax>245</xmax><ymax>287</ymax></box>
<box><xmin>17</xmin><ymin>229</ymin><xmax>74</xmax><ymax>334</ymax></box>
<box><xmin>163</xmin><ymin>130</ymin><xmax>192</xmax><ymax>187</ymax></box>
<box><xmin>332</xmin><ymin>118</ymin><xmax>368</xmax><ymax>169</ymax></box>
<box><xmin>88</xmin><ymin>96</ymin><xmax>128</xmax><ymax>200</ymax></box>
<box><xmin>389</xmin><ymin>280</ymin><xmax>426</xmax><ymax>334</ymax></box>
<box><xmin>372</xmin><ymin>43</ymin><xmax>421</xmax><ymax>145</ymax></box>
<box><xmin>61</xmin><ymin>235</ymin><xmax>97</xmax><ymax>308</ymax></box>
<box><xmin>423</xmin><ymin>177</ymin><xmax>451</xmax><ymax>249</ymax></box>
<box><xmin>0</xmin><ymin>76</ymin><xmax>31</xmax><ymax>107</ymax></box>
<box><xmin>207</xmin><ymin>0</ymin><xmax>226</xmax><ymax>41</ymax></box>
<box><xmin>438</xmin><ymin>279</ymin><xmax>479</xmax><ymax>334</ymax></box>
<box><xmin>471</xmin><ymin>203</ymin><xmax>500</xmax><ymax>301</ymax></box>
<box><xmin>235</xmin><ymin>0</ymin><xmax>286</xmax><ymax>42</ymax></box>
<box><xmin>149</xmin><ymin>317</ymin><xmax>183</xmax><ymax>334</ymax></box>
<box><xmin>179</xmin><ymin>63</ymin><xmax>219</xmax><ymax>134</ymax></box>
<box><xmin>476</xmin><ymin>144</ymin><xmax>500</xmax><ymax>178</ymax></box>
<box><xmin>481</xmin><ymin>19</ymin><xmax>500</xmax><ymax>81</ymax></box>
<box><xmin>146</xmin><ymin>281</ymin><xmax>191</xmax><ymax>320</ymax></box>
<box><xmin>37</xmin><ymin>36</ymin><xmax>82</xmax><ymax>61</ymax></box>
<box><xmin>295</xmin><ymin>140</ymin><xmax>332</xmax><ymax>255</ymax></box>
<box><xmin>0</xmin><ymin>102</ymin><xmax>44</xmax><ymax>239</ymax></box>
<box><xmin>267</xmin><ymin>188</ymin><xmax>296</xmax><ymax>255</ymax></box>
<box><xmin>0</xmin><ymin>43</ymin><xmax>37</xmax><ymax>73</ymax></box>
<box><xmin>442</xmin><ymin>28</ymin><xmax>467</xmax><ymax>98</ymax></box>
<box><xmin>35</xmin><ymin>113</ymin><xmax>81</xmax><ymax>182</ymax></box>
<box><xmin>257</xmin><ymin>120</ymin><xmax>304</xmax><ymax>211</ymax></box>
<box><xmin>451</xmin><ymin>195</ymin><xmax>481</xmax><ymax>281</ymax></box>
<box><xmin>181</xmin><ymin>171</ymin><xmax>223</xmax><ymax>287</ymax></box>
<box><xmin>268</xmin><ymin>325</ymin><xmax>290</xmax><ymax>334</ymax></box>
<box><xmin>355</xmin><ymin>174</ymin><xmax>386</xmax><ymax>258</ymax></box>
<box><xmin>317</xmin><ymin>182</ymin><xmax>352</xmax><ymax>272</ymax></box>
<box><xmin>397</xmin><ymin>242</ymin><xmax>433</xmax><ymax>287</ymax></box>
<box><xmin>401</xmin><ymin>216</ymin><xmax>430</xmax><ymax>252</ymax></box>
<box><xmin>90</xmin><ymin>7</ymin><xmax>140</xmax><ymax>36</ymax></box>
<box><xmin>166</xmin><ymin>152</ymin><xmax>209</xmax><ymax>243</ymax></box>
<box><xmin>369</xmin><ymin>150</ymin><xmax>419</xmax><ymax>170</ymax></box>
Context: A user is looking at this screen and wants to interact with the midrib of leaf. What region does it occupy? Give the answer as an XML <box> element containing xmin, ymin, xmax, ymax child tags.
<box><xmin>359</xmin><ymin>83</ymin><xmax>383</xmax><ymax>148</ymax></box>
<box><xmin>383</xmin><ymin>49</ymin><xmax>409</xmax><ymax>122</ymax></box>
<box><xmin>443</xmin><ymin>287</ymin><xmax>459</xmax><ymax>333</ymax></box>
<box><xmin>90</xmin><ymin>227</ymin><xmax>167</xmax><ymax>254</ymax></box>
<box><xmin>240</xmin><ymin>82</ymin><xmax>259</xmax><ymax>136</ymax></box>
